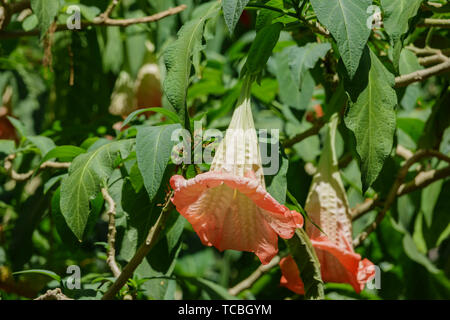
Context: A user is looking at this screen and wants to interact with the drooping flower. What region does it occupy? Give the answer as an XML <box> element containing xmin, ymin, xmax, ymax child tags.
<box><xmin>280</xmin><ymin>114</ymin><xmax>375</xmax><ymax>294</ymax></box>
<box><xmin>170</xmin><ymin>76</ymin><xmax>303</xmax><ymax>264</ymax></box>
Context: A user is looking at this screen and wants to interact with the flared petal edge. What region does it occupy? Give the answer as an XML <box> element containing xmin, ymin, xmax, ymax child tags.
<box><xmin>170</xmin><ymin>172</ymin><xmax>304</xmax><ymax>264</ymax></box>
<box><xmin>280</xmin><ymin>237</ymin><xmax>376</xmax><ymax>294</ymax></box>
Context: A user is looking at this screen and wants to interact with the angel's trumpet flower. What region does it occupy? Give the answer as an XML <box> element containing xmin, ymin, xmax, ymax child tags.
<box><xmin>280</xmin><ymin>114</ymin><xmax>375</xmax><ymax>293</ymax></box>
<box><xmin>170</xmin><ymin>77</ymin><xmax>303</xmax><ymax>264</ymax></box>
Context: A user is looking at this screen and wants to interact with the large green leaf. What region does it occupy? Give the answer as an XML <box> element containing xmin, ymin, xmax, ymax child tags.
<box><xmin>286</xmin><ymin>229</ymin><xmax>324</xmax><ymax>300</ymax></box>
<box><xmin>222</xmin><ymin>0</ymin><xmax>251</xmax><ymax>33</ymax></box>
<box><xmin>381</xmin><ymin>0</ymin><xmax>423</xmax><ymax>69</ymax></box>
<box><xmin>163</xmin><ymin>1</ymin><xmax>221</xmax><ymax>123</ymax></box>
<box><xmin>136</xmin><ymin>124</ymin><xmax>182</xmax><ymax>202</ymax></box>
<box><xmin>288</xmin><ymin>42</ymin><xmax>331</xmax><ymax>88</ymax></box>
<box><xmin>245</xmin><ymin>22</ymin><xmax>282</xmax><ymax>76</ymax></box>
<box><xmin>30</xmin><ymin>0</ymin><xmax>60</xmax><ymax>34</ymax></box>
<box><xmin>381</xmin><ymin>0</ymin><xmax>423</xmax><ymax>43</ymax></box>
<box><xmin>310</xmin><ymin>0</ymin><xmax>372</xmax><ymax>78</ymax></box>
<box><xmin>344</xmin><ymin>47</ymin><xmax>397</xmax><ymax>192</ymax></box>
<box><xmin>60</xmin><ymin>140</ymin><xmax>134</xmax><ymax>240</ymax></box>
<box><xmin>274</xmin><ymin>47</ymin><xmax>316</xmax><ymax>110</ymax></box>
<box><xmin>255</xmin><ymin>0</ymin><xmax>283</xmax><ymax>30</ymax></box>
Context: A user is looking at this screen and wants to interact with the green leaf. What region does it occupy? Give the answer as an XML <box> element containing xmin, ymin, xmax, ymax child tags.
<box><xmin>163</xmin><ymin>1</ymin><xmax>221</xmax><ymax>124</ymax></box>
<box><xmin>421</xmin><ymin>177</ymin><xmax>443</xmax><ymax>227</ymax></box>
<box><xmin>286</xmin><ymin>229</ymin><xmax>324</xmax><ymax>300</ymax></box>
<box><xmin>185</xmin><ymin>277</ymin><xmax>238</xmax><ymax>300</ymax></box>
<box><xmin>245</xmin><ymin>22</ymin><xmax>282</xmax><ymax>76</ymax></box>
<box><xmin>30</xmin><ymin>0</ymin><xmax>59</xmax><ymax>34</ymax></box>
<box><xmin>103</xmin><ymin>26</ymin><xmax>123</xmax><ymax>74</ymax></box>
<box><xmin>399</xmin><ymin>48</ymin><xmax>423</xmax><ymax>76</ymax></box>
<box><xmin>274</xmin><ymin>47</ymin><xmax>315</xmax><ymax>110</ymax></box>
<box><xmin>7</xmin><ymin>116</ymin><xmax>28</xmax><ymax>138</ymax></box>
<box><xmin>255</xmin><ymin>0</ymin><xmax>283</xmax><ymax>31</ymax></box>
<box><xmin>397</xmin><ymin>118</ymin><xmax>425</xmax><ymax>143</ymax></box>
<box><xmin>60</xmin><ymin>140</ymin><xmax>134</xmax><ymax>240</ymax></box>
<box><xmin>41</xmin><ymin>146</ymin><xmax>86</xmax><ymax>163</ymax></box>
<box><xmin>13</xmin><ymin>269</ymin><xmax>61</xmax><ymax>282</ymax></box>
<box><xmin>136</xmin><ymin>124</ymin><xmax>182</xmax><ymax>201</ymax></box>
<box><xmin>27</xmin><ymin>136</ymin><xmax>55</xmax><ymax>156</ymax></box>
<box><xmin>344</xmin><ymin>47</ymin><xmax>397</xmax><ymax>192</ymax></box>
<box><xmin>381</xmin><ymin>0</ymin><xmax>423</xmax><ymax>43</ymax></box>
<box><xmin>222</xmin><ymin>0</ymin><xmax>251</xmax><ymax>34</ymax></box>
<box><xmin>310</xmin><ymin>0</ymin><xmax>372</xmax><ymax>78</ymax></box>
<box><xmin>381</xmin><ymin>0</ymin><xmax>423</xmax><ymax>68</ymax></box>
<box><xmin>0</xmin><ymin>139</ymin><xmax>15</xmax><ymax>157</ymax></box>
<box><xmin>419</xmin><ymin>89</ymin><xmax>450</xmax><ymax>150</ymax></box>
<box><xmin>323</xmin><ymin>82</ymin><xmax>347</xmax><ymax>120</ymax></box>
<box><xmin>288</xmin><ymin>42</ymin><xmax>331</xmax><ymax>88</ymax></box>
<box><xmin>22</xmin><ymin>14</ymin><xmax>38</xmax><ymax>31</ymax></box>
<box><xmin>122</xmin><ymin>107</ymin><xmax>181</xmax><ymax>128</ymax></box>
<box><xmin>399</xmin><ymin>48</ymin><xmax>423</xmax><ymax>109</ymax></box>
<box><xmin>266</xmin><ymin>149</ymin><xmax>288</xmax><ymax>204</ymax></box>
<box><xmin>78</xmin><ymin>5</ymin><xmax>101</xmax><ymax>22</ymax></box>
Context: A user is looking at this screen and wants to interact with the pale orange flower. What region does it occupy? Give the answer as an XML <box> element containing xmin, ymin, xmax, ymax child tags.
<box><xmin>280</xmin><ymin>114</ymin><xmax>375</xmax><ymax>294</ymax></box>
<box><xmin>170</xmin><ymin>77</ymin><xmax>303</xmax><ymax>264</ymax></box>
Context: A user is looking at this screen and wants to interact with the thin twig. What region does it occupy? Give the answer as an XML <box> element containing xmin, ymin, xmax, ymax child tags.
<box><xmin>101</xmin><ymin>0</ymin><xmax>120</xmax><ymax>21</ymax></box>
<box><xmin>101</xmin><ymin>191</ymin><xmax>174</xmax><ymax>300</ymax></box>
<box><xmin>395</xmin><ymin>58</ymin><xmax>450</xmax><ymax>87</ymax></box>
<box><xmin>419</xmin><ymin>53</ymin><xmax>448</xmax><ymax>66</ymax></box>
<box><xmin>228</xmin><ymin>256</ymin><xmax>281</xmax><ymax>296</ymax></box>
<box><xmin>0</xmin><ymin>4</ymin><xmax>187</xmax><ymax>39</ymax></box>
<box><xmin>406</xmin><ymin>45</ymin><xmax>450</xmax><ymax>57</ymax></box>
<box><xmin>419</xmin><ymin>18</ymin><xmax>450</xmax><ymax>28</ymax></box>
<box><xmin>396</xmin><ymin>145</ymin><xmax>414</xmax><ymax>160</ymax></box>
<box><xmin>4</xmin><ymin>154</ymin><xmax>70</xmax><ymax>181</ymax></box>
<box><xmin>101</xmin><ymin>187</ymin><xmax>121</xmax><ymax>278</ymax></box>
<box><xmin>398</xmin><ymin>166</ymin><xmax>450</xmax><ymax>196</ymax></box>
<box><xmin>353</xmin><ymin>150</ymin><xmax>450</xmax><ymax>246</ymax></box>
<box><xmin>283</xmin><ymin>119</ymin><xmax>325</xmax><ymax>148</ymax></box>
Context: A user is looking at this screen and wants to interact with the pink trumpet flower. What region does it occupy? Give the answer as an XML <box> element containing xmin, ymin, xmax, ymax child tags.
<box><xmin>170</xmin><ymin>77</ymin><xmax>303</xmax><ymax>264</ymax></box>
<box><xmin>280</xmin><ymin>114</ymin><xmax>375</xmax><ymax>294</ymax></box>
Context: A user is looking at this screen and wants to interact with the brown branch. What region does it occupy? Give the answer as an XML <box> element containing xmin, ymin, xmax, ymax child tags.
<box><xmin>4</xmin><ymin>154</ymin><xmax>70</xmax><ymax>181</ymax></box>
<box><xmin>353</xmin><ymin>150</ymin><xmax>450</xmax><ymax>246</ymax></box>
<box><xmin>395</xmin><ymin>58</ymin><xmax>450</xmax><ymax>87</ymax></box>
<box><xmin>398</xmin><ymin>166</ymin><xmax>450</xmax><ymax>196</ymax></box>
<box><xmin>396</xmin><ymin>145</ymin><xmax>414</xmax><ymax>161</ymax></box>
<box><xmin>419</xmin><ymin>18</ymin><xmax>450</xmax><ymax>28</ymax></box>
<box><xmin>228</xmin><ymin>256</ymin><xmax>281</xmax><ymax>296</ymax></box>
<box><xmin>283</xmin><ymin>119</ymin><xmax>325</xmax><ymax>148</ymax></box>
<box><xmin>419</xmin><ymin>53</ymin><xmax>448</xmax><ymax>66</ymax></box>
<box><xmin>101</xmin><ymin>191</ymin><xmax>174</xmax><ymax>300</ymax></box>
<box><xmin>351</xmin><ymin>195</ymin><xmax>380</xmax><ymax>220</ymax></box>
<box><xmin>35</xmin><ymin>288</ymin><xmax>72</xmax><ymax>300</ymax></box>
<box><xmin>0</xmin><ymin>4</ymin><xmax>187</xmax><ymax>39</ymax></box>
<box><xmin>423</xmin><ymin>2</ymin><xmax>445</xmax><ymax>10</ymax></box>
<box><xmin>405</xmin><ymin>45</ymin><xmax>450</xmax><ymax>57</ymax></box>
<box><xmin>101</xmin><ymin>187</ymin><xmax>121</xmax><ymax>278</ymax></box>
<box><xmin>101</xmin><ymin>0</ymin><xmax>120</xmax><ymax>21</ymax></box>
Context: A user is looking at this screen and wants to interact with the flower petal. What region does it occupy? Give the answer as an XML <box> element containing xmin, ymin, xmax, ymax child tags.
<box><xmin>170</xmin><ymin>172</ymin><xmax>303</xmax><ymax>264</ymax></box>
<box><xmin>279</xmin><ymin>237</ymin><xmax>376</xmax><ymax>294</ymax></box>
<box><xmin>280</xmin><ymin>256</ymin><xmax>305</xmax><ymax>294</ymax></box>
